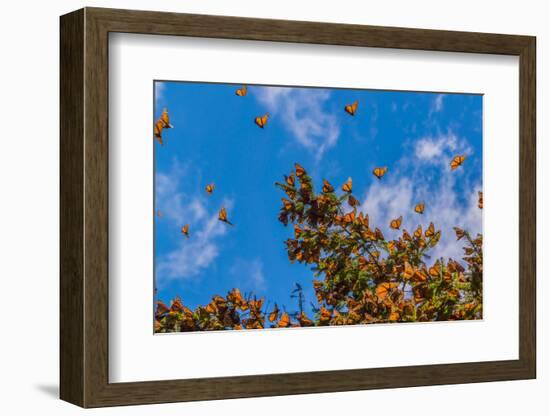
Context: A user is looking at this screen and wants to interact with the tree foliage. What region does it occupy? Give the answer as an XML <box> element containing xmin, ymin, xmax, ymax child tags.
<box><xmin>155</xmin><ymin>164</ymin><xmax>482</xmax><ymax>332</ymax></box>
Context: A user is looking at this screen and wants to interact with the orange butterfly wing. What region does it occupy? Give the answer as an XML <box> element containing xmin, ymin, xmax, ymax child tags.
<box><xmin>450</xmin><ymin>155</ymin><xmax>466</xmax><ymax>170</ymax></box>
<box><xmin>373</xmin><ymin>167</ymin><xmax>387</xmax><ymax>179</ymax></box>
<box><xmin>344</xmin><ymin>101</ymin><xmax>358</xmax><ymax>116</ymax></box>
<box><xmin>342</xmin><ymin>177</ymin><xmax>353</xmax><ymax>193</ymax></box>
<box><xmin>235</xmin><ymin>85</ymin><xmax>247</xmax><ymax>96</ymax></box>
<box><xmin>414</xmin><ymin>202</ymin><xmax>425</xmax><ymax>214</ymax></box>
<box><xmin>390</xmin><ymin>216</ymin><xmax>402</xmax><ymax>230</ymax></box>
<box><xmin>254</xmin><ymin>113</ymin><xmax>269</xmax><ymax>128</ymax></box>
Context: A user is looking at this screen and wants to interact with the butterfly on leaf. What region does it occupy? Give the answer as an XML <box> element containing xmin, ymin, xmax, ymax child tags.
<box><xmin>450</xmin><ymin>155</ymin><xmax>466</xmax><ymax>170</ymax></box>
<box><xmin>268</xmin><ymin>303</ymin><xmax>279</xmax><ymax>322</ymax></box>
<box><xmin>414</xmin><ymin>202</ymin><xmax>425</xmax><ymax>214</ymax></box>
<box><xmin>453</xmin><ymin>226</ymin><xmax>465</xmax><ymax>240</ymax></box>
<box><xmin>218</xmin><ymin>207</ymin><xmax>233</xmax><ymax>225</ymax></box>
<box><xmin>429</xmin><ymin>262</ymin><xmax>441</xmax><ymax>277</ymax></box>
<box><xmin>425</xmin><ymin>222</ymin><xmax>435</xmax><ymax>238</ymax></box>
<box><xmin>376</xmin><ymin>282</ymin><xmax>398</xmax><ymax>300</ymax></box>
<box><xmin>478</xmin><ymin>191</ymin><xmax>483</xmax><ymax>209</ymax></box>
<box><xmin>390</xmin><ymin>216</ymin><xmax>403</xmax><ymax>230</ymax></box>
<box><xmin>403</xmin><ymin>261</ymin><xmax>415</xmax><ymax>279</ymax></box>
<box><xmin>285</xmin><ymin>173</ymin><xmax>295</xmax><ymax>187</ymax></box>
<box><xmin>205</xmin><ymin>183</ymin><xmax>215</xmax><ymax>195</ymax></box>
<box><xmin>342</xmin><ymin>177</ymin><xmax>353</xmax><ymax>193</ymax></box>
<box><xmin>278</xmin><ymin>312</ymin><xmax>291</xmax><ymax>328</ymax></box>
<box><xmin>344</xmin><ymin>101</ymin><xmax>358</xmax><ymax>116</ymax></box>
<box><xmin>343</xmin><ymin>211</ymin><xmax>356</xmax><ymax>224</ymax></box>
<box><xmin>181</xmin><ymin>224</ymin><xmax>190</xmax><ymax>238</ymax></box>
<box><xmin>254</xmin><ymin>113</ymin><xmax>269</xmax><ymax>128</ymax></box>
<box><xmin>414</xmin><ymin>225</ymin><xmax>423</xmax><ymax>239</ymax></box>
<box><xmin>348</xmin><ymin>195</ymin><xmax>360</xmax><ymax>207</ymax></box>
<box><xmin>322</xmin><ymin>179</ymin><xmax>334</xmax><ymax>193</ymax></box>
<box><xmin>235</xmin><ymin>85</ymin><xmax>248</xmax><ymax>96</ymax></box>
<box><xmin>373</xmin><ymin>166</ymin><xmax>388</xmax><ymax>180</ymax></box>
<box><xmin>294</xmin><ymin>163</ymin><xmax>306</xmax><ymax>178</ymax></box>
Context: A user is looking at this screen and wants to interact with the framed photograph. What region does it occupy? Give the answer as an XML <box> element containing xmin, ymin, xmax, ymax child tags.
<box><xmin>60</xmin><ymin>7</ymin><xmax>536</xmax><ymax>408</ymax></box>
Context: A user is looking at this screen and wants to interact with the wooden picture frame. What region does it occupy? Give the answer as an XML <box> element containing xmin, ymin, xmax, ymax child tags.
<box><xmin>60</xmin><ymin>7</ymin><xmax>536</xmax><ymax>408</ymax></box>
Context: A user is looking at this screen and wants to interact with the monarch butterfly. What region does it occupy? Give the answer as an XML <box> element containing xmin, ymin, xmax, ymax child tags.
<box><xmin>358</xmin><ymin>212</ymin><xmax>369</xmax><ymax>227</ymax></box>
<box><xmin>254</xmin><ymin>113</ymin><xmax>269</xmax><ymax>128</ymax></box>
<box><xmin>376</xmin><ymin>282</ymin><xmax>398</xmax><ymax>300</ymax></box>
<box><xmin>414</xmin><ymin>268</ymin><xmax>428</xmax><ymax>282</ymax></box>
<box><xmin>402</xmin><ymin>229</ymin><xmax>412</xmax><ymax>241</ymax></box>
<box><xmin>322</xmin><ymin>179</ymin><xmax>334</xmax><ymax>193</ymax></box>
<box><xmin>373</xmin><ymin>167</ymin><xmax>388</xmax><ymax>179</ymax></box>
<box><xmin>218</xmin><ymin>207</ymin><xmax>233</xmax><ymax>225</ymax></box>
<box><xmin>268</xmin><ymin>303</ymin><xmax>279</xmax><ymax>322</ymax></box>
<box><xmin>414</xmin><ymin>202</ymin><xmax>425</xmax><ymax>214</ymax></box>
<box><xmin>453</xmin><ymin>226</ymin><xmax>465</xmax><ymax>240</ymax></box>
<box><xmin>375</xmin><ymin>227</ymin><xmax>385</xmax><ymax>240</ymax></box>
<box><xmin>414</xmin><ymin>225</ymin><xmax>423</xmax><ymax>239</ymax></box>
<box><xmin>430</xmin><ymin>231</ymin><xmax>441</xmax><ymax>246</ymax></box>
<box><xmin>348</xmin><ymin>195</ymin><xmax>360</xmax><ymax>207</ymax></box>
<box><xmin>478</xmin><ymin>191</ymin><xmax>483</xmax><ymax>209</ymax></box>
<box><xmin>156</xmin><ymin>301</ymin><xmax>169</xmax><ymax>316</ymax></box>
<box><xmin>450</xmin><ymin>155</ymin><xmax>466</xmax><ymax>170</ymax></box>
<box><xmin>278</xmin><ymin>312</ymin><xmax>291</xmax><ymax>328</ymax></box>
<box><xmin>403</xmin><ymin>261</ymin><xmax>415</xmax><ymax>279</ymax></box>
<box><xmin>425</xmin><ymin>222</ymin><xmax>435</xmax><ymax>238</ymax></box>
<box><xmin>235</xmin><ymin>85</ymin><xmax>247</xmax><ymax>96</ymax></box>
<box><xmin>298</xmin><ymin>312</ymin><xmax>314</xmax><ymax>327</ymax></box>
<box><xmin>429</xmin><ymin>262</ymin><xmax>441</xmax><ymax>277</ymax></box>
<box><xmin>205</xmin><ymin>183</ymin><xmax>215</xmax><ymax>195</ymax></box>
<box><xmin>320</xmin><ymin>306</ymin><xmax>332</xmax><ymax>322</ymax></box>
<box><xmin>294</xmin><ymin>163</ymin><xmax>306</xmax><ymax>178</ymax></box>
<box><xmin>390</xmin><ymin>216</ymin><xmax>402</xmax><ymax>230</ymax></box>
<box><xmin>281</xmin><ymin>198</ymin><xmax>293</xmax><ymax>211</ymax></box>
<box><xmin>285</xmin><ymin>173</ymin><xmax>295</xmax><ymax>187</ymax></box>
<box><xmin>249</xmin><ymin>297</ymin><xmax>264</xmax><ymax>311</ymax></box>
<box><xmin>343</xmin><ymin>211</ymin><xmax>356</xmax><ymax>224</ymax></box>
<box><xmin>294</xmin><ymin>224</ymin><xmax>303</xmax><ymax>238</ymax></box>
<box><xmin>181</xmin><ymin>224</ymin><xmax>189</xmax><ymax>238</ymax></box>
<box><xmin>344</xmin><ymin>101</ymin><xmax>358</xmax><ymax>116</ymax></box>
<box><xmin>342</xmin><ymin>177</ymin><xmax>353</xmax><ymax>193</ymax></box>
<box><xmin>153</xmin><ymin>108</ymin><xmax>173</xmax><ymax>145</ymax></box>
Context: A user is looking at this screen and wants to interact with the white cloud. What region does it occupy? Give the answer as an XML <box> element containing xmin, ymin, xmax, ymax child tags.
<box><xmin>253</xmin><ymin>87</ymin><xmax>340</xmax><ymax>160</ymax></box>
<box><xmin>359</xmin><ymin>129</ymin><xmax>481</xmax><ymax>264</ymax></box>
<box><xmin>431</xmin><ymin>94</ymin><xmax>445</xmax><ymax>113</ymax></box>
<box><xmin>229</xmin><ymin>258</ymin><xmax>266</xmax><ymax>292</ymax></box>
<box><xmin>155</xmin><ymin>82</ymin><xmax>166</xmax><ymax>107</ymax></box>
<box><xmin>155</xmin><ymin>159</ymin><xmax>234</xmax><ymax>285</ymax></box>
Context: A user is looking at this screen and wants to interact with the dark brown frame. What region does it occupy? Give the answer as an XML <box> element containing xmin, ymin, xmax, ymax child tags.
<box><xmin>60</xmin><ymin>7</ymin><xmax>536</xmax><ymax>408</ymax></box>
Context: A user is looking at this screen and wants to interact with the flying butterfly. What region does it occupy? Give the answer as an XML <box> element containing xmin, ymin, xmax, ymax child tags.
<box><xmin>450</xmin><ymin>155</ymin><xmax>466</xmax><ymax>170</ymax></box>
<box><xmin>235</xmin><ymin>85</ymin><xmax>248</xmax><ymax>96</ymax></box>
<box><xmin>344</xmin><ymin>101</ymin><xmax>358</xmax><ymax>116</ymax></box>
<box><xmin>373</xmin><ymin>166</ymin><xmax>388</xmax><ymax>180</ymax></box>
<box><xmin>218</xmin><ymin>207</ymin><xmax>233</xmax><ymax>225</ymax></box>
<box><xmin>478</xmin><ymin>191</ymin><xmax>483</xmax><ymax>209</ymax></box>
<box><xmin>342</xmin><ymin>177</ymin><xmax>353</xmax><ymax>193</ymax></box>
<box><xmin>181</xmin><ymin>224</ymin><xmax>190</xmax><ymax>238</ymax></box>
<box><xmin>205</xmin><ymin>183</ymin><xmax>215</xmax><ymax>195</ymax></box>
<box><xmin>414</xmin><ymin>202</ymin><xmax>425</xmax><ymax>214</ymax></box>
<box><xmin>390</xmin><ymin>216</ymin><xmax>403</xmax><ymax>230</ymax></box>
<box><xmin>153</xmin><ymin>108</ymin><xmax>174</xmax><ymax>145</ymax></box>
<box><xmin>254</xmin><ymin>113</ymin><xmax>269</xmax><ymax>128</ymax></box>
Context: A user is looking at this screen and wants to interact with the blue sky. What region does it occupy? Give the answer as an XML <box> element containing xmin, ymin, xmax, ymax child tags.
<box><xmin>154</xmin><ymin>81</ymin><xmax>482</xmax><ymax>318</ymax></box>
